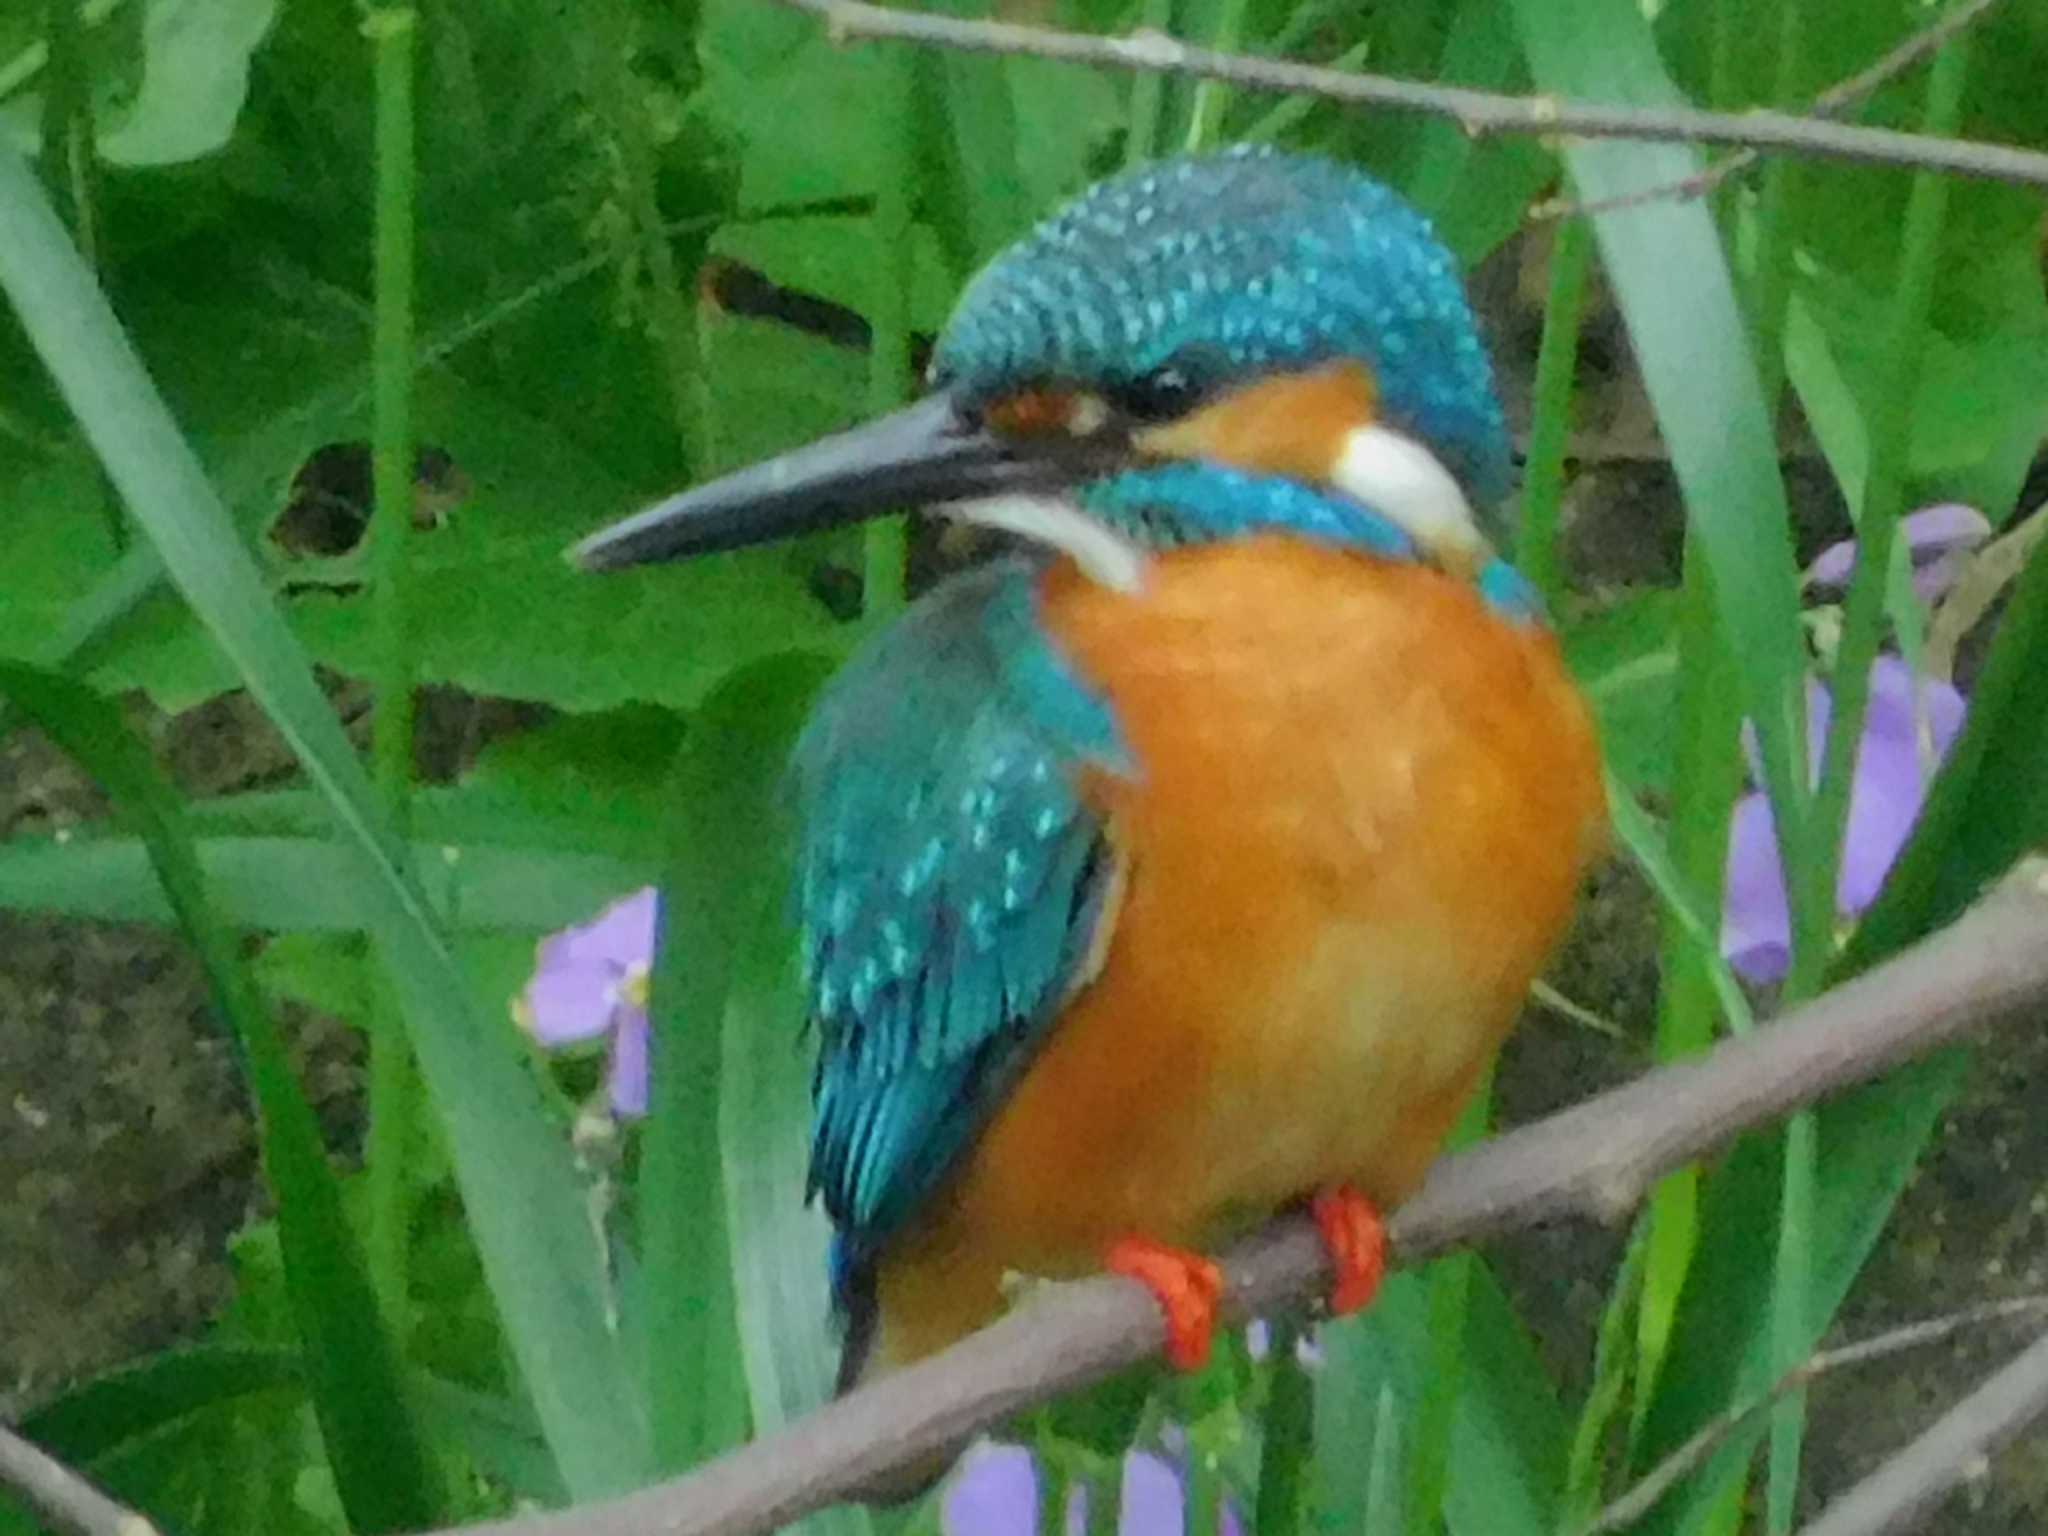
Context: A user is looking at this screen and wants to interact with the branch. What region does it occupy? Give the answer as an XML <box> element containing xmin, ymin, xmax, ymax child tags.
<box><xmin>1541</xmin><ymin>0</ymin><xmax>2004</xmax><ymax>219</ymax></box>
<box><xmin>1811</xmin><ymin>0</ymin><xmax>1999</xmax><ymax>117</ymax></box>
<box><xmin>0</xmin><ymin>1421</ymin><xmax>163</xmax><ymax>1536</ymax></box>
<box><xmin>767</xmin><ymin>0</ymin><xmax>2048</xmax><ymax>192</ymax></box>
<box><xmin>423</xmin><ymin>857</ymin><xmax>2048</xmax><ymax>1536</ymax></box>
<box><xmin>1797</xmin><ymin>1326</ymin><xmax>2048</xmax><ymax>1536</ymax></box>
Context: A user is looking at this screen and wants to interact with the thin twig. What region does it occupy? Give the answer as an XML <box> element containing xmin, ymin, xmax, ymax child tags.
<box><xmin>403</xmin><ymin>858</ymin><xmax>2048</xmax><ymax>1536</ymax></box>
<box><xmin>1582</xmin><ymin>1297</ymin><xmax>2048</xmax><ymax>1534</ymax></box>
<box><xmin>0</xmin><ymin>1421</ymin><xmax>162</xmax><ymax>1536</ymax></box>
<box><xmin>1811</xmin><ymin>0</ymin><xmax>1999</xmax><ymax>116</ymax></box>
<box><xmin>1796</xmin><ymin>1325</ymin><xmax>2048</xmax><ymax>1536</ymax></box>
<box><xmin>1539</xmin><ymin>0</ymin><xmax>2005</xmax><ymax>219</ymax></box>
<box><xmin>768</xmin><ymin>0</ymin><xmax>2048</xmax><ymax>192</ymax></box>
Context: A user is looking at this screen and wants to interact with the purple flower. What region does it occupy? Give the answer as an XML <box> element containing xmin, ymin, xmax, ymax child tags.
<box><xmin>1721</xmin><ymin>657</ymin><xmax>1965</xmax><ymax>984</ymax></box>
<box><xmin>1804</xmin><ymin>503</ymin><xmax>1990</xmax><ymax>605</ymax></box>
<box><xmin>514</xmin><ymin>887</ymin><xmax>659</xmax><ymax>1118</ymax></box>
<box><xmin>944</xmin><ymin>1443</ymin><xmax>1244</xmax><ymax>1536</ymax></box>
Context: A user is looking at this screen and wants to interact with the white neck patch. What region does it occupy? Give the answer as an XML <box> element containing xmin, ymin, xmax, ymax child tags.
<box><xmin>939</xmin><ymin>492</ymin><xmax>1150</xmax><ymax>594</ymax></box>
<box><xmin>1331</xmin><ymin>424</ymin><xmax>1486</xmax><ymax>571</ymax></box>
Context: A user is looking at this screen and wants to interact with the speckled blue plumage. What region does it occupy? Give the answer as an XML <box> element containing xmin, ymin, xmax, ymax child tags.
<box><xmin>933</xmin><ymin>144</ymin><xmax>1512</xmax><ymax>508</ymax></box>
<box><xmin>796</xmin><ymin>562</ymin><xmax>1126</xmax><ymax>1320</ymax></box>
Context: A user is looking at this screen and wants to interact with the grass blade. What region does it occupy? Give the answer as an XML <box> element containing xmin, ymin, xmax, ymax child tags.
<box><xmin>20</xmin><ymin>1346</ymin><xmax>302</xmax><ymax>1464</ymax></box>
<box><xmin>705</xmin><ymin>656</ymin><xmax>878</xmax><ymax>1536</ymax></box>
<box><xmin>0</xmin><ymin>829</ymin><xmax>649</xmax><ymax>931</ymax></box>
<box><xmin>1256</xmin><ymin>1326</ymin><xmax>1315</xmax><ymax>1536</ymax></box>
<box><xmin>642</xmin><ymin>653</ymin><xmax>833</xmax><ymax>1469</ymax></box>
<box><xmin>364</xmin><ymin>0</ymin><xmax>423</xmax><ymax>1337</ymax></box>
<box><xmin>1510</xmin><ymin>0</ymin><xmax>1815</xmax><ymax>951</ymax></box>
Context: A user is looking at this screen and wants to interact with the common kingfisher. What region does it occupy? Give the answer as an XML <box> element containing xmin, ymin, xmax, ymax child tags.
<box><xmin>574</xmin><ymin>145</ymin><xmax>1606</xmax><ymax>1391</ymax></box>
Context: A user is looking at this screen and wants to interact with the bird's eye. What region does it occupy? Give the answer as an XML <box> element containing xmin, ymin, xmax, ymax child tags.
<box><xmin>1111</xmin><ymin>363</ymin><xmax>1209</xmax><ymax>423</ymax></box>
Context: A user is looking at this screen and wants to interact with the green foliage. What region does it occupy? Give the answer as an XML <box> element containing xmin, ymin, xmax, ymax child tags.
<box><xmin>3</xmin><ymin>0</ymin><xmax>2046</xmax><ymax>1533</ymax></box>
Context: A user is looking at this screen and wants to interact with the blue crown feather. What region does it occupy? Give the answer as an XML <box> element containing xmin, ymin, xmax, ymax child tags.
<box><xmin>932</xmin><ymin>144</ymin><xmax>1511</xmax><ymax>507</ymax></box>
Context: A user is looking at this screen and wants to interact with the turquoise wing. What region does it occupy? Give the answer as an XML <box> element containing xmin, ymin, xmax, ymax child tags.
<box><xmin>792</xmin><ymin>561</ymin><xmax>1128</xmax><ymax>1323</ymax></box>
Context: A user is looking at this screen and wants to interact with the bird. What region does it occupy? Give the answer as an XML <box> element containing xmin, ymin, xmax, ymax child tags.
<box><xmin>573</xmin><ymin>144</ymin><xmax>1607</xmax><ymax>1395</ymax></box>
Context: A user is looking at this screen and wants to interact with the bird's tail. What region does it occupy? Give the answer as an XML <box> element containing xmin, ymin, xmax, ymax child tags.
<box><xmin>830</xmin><ymin>1235</ymin><xmax>880</xmax><ymax>1397</ymax></box>
<box><xmin>829</xmin><ymin>1235</ymin><xmax>956</xmax><ymax>1501</ymax></box>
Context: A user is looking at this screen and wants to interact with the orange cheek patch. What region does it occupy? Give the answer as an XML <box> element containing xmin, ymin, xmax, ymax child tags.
<box><xmin>986</xmin><ymin>387</ymin><xmax>1082</xmax><ymax>436</ymax></box>
<box><xmin>1138</xmin><ymin>360</ymin><xmax>1378</xmax><ymax>481</ymax></box>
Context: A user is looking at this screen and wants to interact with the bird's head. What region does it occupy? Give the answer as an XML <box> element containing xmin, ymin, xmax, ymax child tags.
<box><xmin>573</xmin><ymin>145</ymin><xmax>1511</xmax><ymax>585</ymax></box>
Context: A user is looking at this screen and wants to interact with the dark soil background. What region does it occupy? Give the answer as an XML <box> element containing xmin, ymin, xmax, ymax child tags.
<box><xmin>4</xmin><ymin>234</ymin><xmax>2044</xmax><ymax>1531</ymax></box>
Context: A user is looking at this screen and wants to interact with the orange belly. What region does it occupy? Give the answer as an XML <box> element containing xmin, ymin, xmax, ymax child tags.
<box><xmin>870</xmin><ymin>535</ymin><xmax>1605</xmax><ymax>1369</ymax></box>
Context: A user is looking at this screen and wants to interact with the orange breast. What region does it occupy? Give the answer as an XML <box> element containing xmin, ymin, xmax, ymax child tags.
<box><xmin>870</xmin><ymin>536</ymin><xmax>1605</xmax><ymax>1369</ymax></box>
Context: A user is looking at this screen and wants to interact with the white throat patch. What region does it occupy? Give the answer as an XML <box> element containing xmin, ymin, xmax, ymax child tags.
<box><xmin>1331</xmin><ymin>424</ymin><xmax>1486</xmax><ymax>571</ymax></box>
<box><xmin>940</xmin><ymin>493</ymin><xmax>1150</xmax><ymax>593</ymax></box>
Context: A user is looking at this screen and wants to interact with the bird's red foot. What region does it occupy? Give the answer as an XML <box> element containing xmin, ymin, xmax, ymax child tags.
<box><xmin>1106</xmin><ymin>1236</ymin><xmax>1224</xmax><ymax>1371</ymax></box>
<box><xmin>1312</xmin><ymin>1184</ymin><xmax>1387</xmax><ymax>1315</ymax></box>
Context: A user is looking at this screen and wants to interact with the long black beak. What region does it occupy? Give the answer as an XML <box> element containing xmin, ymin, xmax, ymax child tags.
<box><xmin>571</xmin><ymin>393</ymin><xmax>1062</xmax><ymax>570</ymax></box>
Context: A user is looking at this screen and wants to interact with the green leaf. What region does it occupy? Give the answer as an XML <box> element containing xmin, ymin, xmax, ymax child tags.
<box><xmin>1564</xmin><ymin>590</ymin><xmax>1680</xmax><ymax>795</ymax></box>
<box><xmin>0</xmin><ymin>660</ymin><xmax>440</xmax><ymax>1532</ymax></box>
<box><xmin>931</xmin><ymin>50</ymin><xmax>1034</xmax><ymax>270</ymax></box>
<box><xmin>100</xmin><ymin>0</ymin><xmax>277</xmax><ymax>166</ymax></box>
<box><xmin>712</xmin><ymin>217</ymin><xmax>958</xmax><ymax>336</ymax></box>
<box><xmin>408</xmin><ymin>1373</ymin><xmax>562</xmax><ymax>1507</ymax></box>
<box><xmin>0</xmin><ymin>828</ymin><xmax>651</xmax><ymax>930</ymax></box>
<box><xmin>83</xmin><ymin>370</ymin><xmax>840</xmax><ymax>714</ymax></box>
<box><xmin>1447</xmin><ymin>1264</ymin><xmax>1567</xmax><ymax>1535</ymax></box>
<box><xmin>3</xmin><ymin>1345</ymin><xmax>312</xmax><ymax>1536</ymax></box>
<box><xmin>1</xmin><ymin>0</ymin><xmax>275</xmax><ymax>167</ymax></box>
<box><xmin>1604</xmin><ymin>773</ymin><xmax>1755</xmax><ymax>1039</ymax></box>
<box><xmin>643</xmin><ymin>652</ymin><xmax>836</xmax><ymax>1468</ymax></box>
<box><xmin>1397</xmin><ymin>0</ymin><xmax>1554</xmax><ymax>269</ymax></box>
<box><xmin>717</xmin><ymin>893</ymin><xmax>881</xmax><ymax>1536</ymax></box>
<box><xmin>0</xmin><ymin>143</ymin><xmax>651</xmax><ymax>1499</ymax></box>
<box><xmin>1002</xmin><ymin>58</ymin><xmax>1121</xmax><ymax>213</ymax></box>
<box><xmin>19</xmin><ymin>1344</ymin><xmax>304</xmax><ymax>1460</ymax></box>
<box><xmin>685</xmin><ymin>655</ymin><xmax>878</xmax><ymax>1536</ymax></box>
<box><xmin>1312</xmin><ymin>1262</ymin><xmax>1562</xmax><ymax>1536</ymax></box>
<box><xmin>1786</xmin><ymin>255</ymin><xmax>2048</xmax><ymax>521</ymax></box>
<box><xmin>720</xmin><ymin>893</ymin><xmax>842</xmax><ymax>1429</ymax></box>
<box><xmin>696</xmin><ymin>0</ymin><xmax>897</xmax><ymax>206</ymax></box>
<box><xmin>697</xmin><ymin>309</ymin><xmax>873</xmax><ymax>477</ymax></box>
<box><xmin>255</xmin><ymin>931</ymin><xmax>373</xmax><ymax>1020</ymax></box>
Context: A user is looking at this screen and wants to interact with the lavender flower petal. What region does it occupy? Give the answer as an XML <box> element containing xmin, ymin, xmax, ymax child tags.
<box><xmin>1804</xmin><ymin>504</ymin><xmax>1990</xmax><ymax>600</ymax></box>
<box><xmin>607</xmin><ymin>1005</ymin><xmax>651</xmax><ymax>1119</ymax></box>
<box><xmin>515</xmin><ymin>961</ymin><xmax>618</xmax><ymax>1046</ymax></box>
<box><xmin>1722</xmin><ymin>656</ymin><xmax>1966</xmax><ymax>982</ymax></box>
<box><xmin>942</xmin><ymin>1443</ymin><xmax>1242</xmax><ymax>1536</ymax></box>
<box><xmin>944</xmin><ymin>1443</ymin><xmax>1036</xmax><ymax>1534</ymax></box>
<box><xmin>543</xmin><ymin>886</ymin><xmax>659</xmax><ymax>970</ymax></box>
<box><xmin>1722</xmin><ymin>791</ymin><xmax>1792</xmax><ymax>985</ymax></box>
<box><xmin>1834</xmin><ymin>656</ymin><xmax>1965</xmax><ymax>912</ymax></box>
